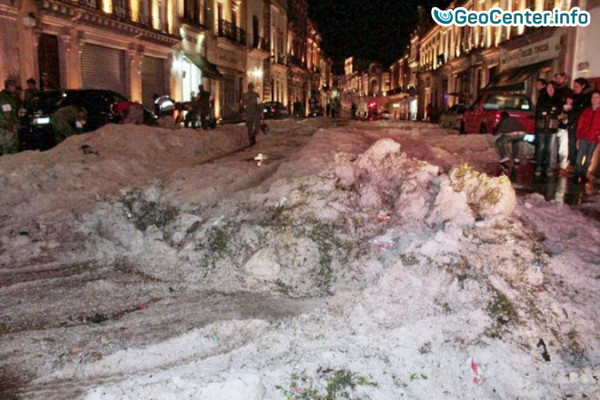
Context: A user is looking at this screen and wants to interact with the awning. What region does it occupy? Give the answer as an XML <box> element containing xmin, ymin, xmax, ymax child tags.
<box><xmin>184</xmin><ymin>52</ymin><xmax>223</xmax><ymax>80</ymax></box>
<box><xmin>485</xmin><ymin>60</ymin><xmax>553</xmax><ymax>92</ymax></box>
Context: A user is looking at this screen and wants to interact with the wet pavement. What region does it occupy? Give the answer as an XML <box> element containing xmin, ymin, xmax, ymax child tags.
<box><xmin>491</xmin><ymin>162</ymin><xmax>600</xmax><ymax>222</ymax></box>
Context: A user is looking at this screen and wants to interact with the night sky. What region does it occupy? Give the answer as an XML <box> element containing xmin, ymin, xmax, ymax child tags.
<box><xmin>307</xmin><ymin>0</ymin><xmax>452</xmax><ymax>72</ymax></box>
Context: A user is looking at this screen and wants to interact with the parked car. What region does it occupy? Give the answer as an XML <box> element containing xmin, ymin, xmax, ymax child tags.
<box><xmin>19</xmin><ymin>89</ymin><xmax>157</xmax><ymax>151</ymax></box>
<box><xmin>461</xmin><ymin>91</ymin><xmax>535</xmax><ymax>134</ymax></box>
<box><xmin>439</xmin><ymin>104</ymin><xmax>466</xmax><ymax>130</ymax></box>
<box><xmin>262</xmin><ymin>101</ymin><xmax>289</xmax><ymax>119</ymax></box>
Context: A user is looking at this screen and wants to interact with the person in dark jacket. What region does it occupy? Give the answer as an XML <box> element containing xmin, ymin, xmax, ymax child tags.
<box><xmin>575</xmin><ymin>90</ymin><xmax>600</xmax><ymax>181</ymax></box>
<box><xmin>554</xmin><ymin>72</ymin><xmax>573</xmax><ymax>104</ymax></box>
<box><xmin>198</xmin><ymin>85</ymin><xmax>211</xmax><ymax>129</ymax></box>
<box><xmin>535</xmin><ymin>81</ymin><xmax>563</xmax><ymax>176</ymax></box>
<box><xmin>494</xmin><ymin>111</ymin><xmax>527</xmax><ymax>164</ymax></box>
<box><xmin>569</xmin><ymin>78</ymin><xmax>593</xmax><ymax>167</ymax></box>
<box><xmin>0</xmin><ymin>79</ymin><xmax>20</xmax><ymax>154</ymax></box>
<box><xmin>535</xmin><ymin>78</ymin><xmax>549</xmax><ymax>105</ymax></box>
<box><xmin>241</xmin><ymin>82</ymin><xmax>261</xmax><ymax>146</ymax></box>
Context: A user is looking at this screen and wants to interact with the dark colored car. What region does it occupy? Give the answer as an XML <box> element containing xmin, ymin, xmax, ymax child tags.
<box><xmin>462</xmin><ymin>91</ymin><xmax>535</xmax><ymax>134</ymax></box>
<box><xmin>19</xmin><ymin>89</ymin><xmax>157</xmax><ymax>151</ymax></box>
<box><xmin>262</xmin><ymin>101</ymin><xmax>289</xmax><ymax>119</ymax></box>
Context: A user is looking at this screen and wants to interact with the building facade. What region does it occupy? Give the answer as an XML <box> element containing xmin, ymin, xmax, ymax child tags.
<box><xmin>410</xmin><ymin>0</ymin><xmax>577</xmax><ymax>120</ymax></box>
<box><xmin>1</xmin><ymin>0</ymin><xmax>330</xmax><ymax>121</ymax></box>
<box><xmin>1</xmin><ymin>0</ymin><xmax>180</xmax><ymax>111</ymax></box>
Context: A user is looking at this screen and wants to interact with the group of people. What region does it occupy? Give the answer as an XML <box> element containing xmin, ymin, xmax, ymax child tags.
<box><xmin>182</xmin><ymin>85</ymin><xmax>212</xmax><ymax>129</ymax></box>
<box><xmin>494</xmin><ymin>72</ymin><xmax>599</xmax><ymax>182</ymax></box>
<box><xmin>0</xmin><ymin>76</ymin><xmax>52</xmax><ymax>154</ymax></box>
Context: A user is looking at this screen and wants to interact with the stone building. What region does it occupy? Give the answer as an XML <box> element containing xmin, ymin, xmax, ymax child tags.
<box><xmin>0</xmin><ymin>0</ymin><xmax>330</xmax><ymax>121</ymax></box>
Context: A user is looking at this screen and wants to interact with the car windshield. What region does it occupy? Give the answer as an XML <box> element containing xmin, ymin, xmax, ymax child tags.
<box><xmin>483</xmin><ymin>94</ymin><xmax>531</xmax><ymax>111</ymax></box>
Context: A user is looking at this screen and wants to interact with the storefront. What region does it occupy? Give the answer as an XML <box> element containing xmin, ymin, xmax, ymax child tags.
<box><xmin>491</xmin><ymin>28</ymin><xmax>563</xmax><ymax>98</ymax></box>
<box><xmin>81</xmin><ymin>43</ymin><xmax>126</xmax><ymax>95</ymax></box>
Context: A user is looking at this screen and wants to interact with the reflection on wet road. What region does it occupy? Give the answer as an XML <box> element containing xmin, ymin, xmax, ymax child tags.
<box><xmin>491</xmin><ymin>163</ymin><xmax>600</xmax><ymax>222</ymax></box>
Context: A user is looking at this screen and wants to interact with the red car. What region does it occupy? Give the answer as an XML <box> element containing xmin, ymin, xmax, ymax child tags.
<box><xmin>461</xmin><ymin>91</ymin><xmax>535</xmax><ymax>134</ymax></box>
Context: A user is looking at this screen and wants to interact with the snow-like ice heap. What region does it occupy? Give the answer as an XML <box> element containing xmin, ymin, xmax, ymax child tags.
<box><xmin>2</xmin><ymin>124</ymin><xmax>598</xmax><ymax>399</ymax></box>
<box><xmin>74</xmin><ymin>138</ymin><xmax>598</xmax><ymax>399</ymax></box>
<box><xmin>76</xmin><ymin>138</ymin><xmax>520</xmax><ymax>296</ymax></box>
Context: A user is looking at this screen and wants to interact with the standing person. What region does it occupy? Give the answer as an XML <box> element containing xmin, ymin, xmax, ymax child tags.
<box><xmin>0</xmin><ymin>79</ymin><xmax>20</xmax><ymax>154</ymax></box>
<box><xmin>575</xmin><ymin>90</ymin><xmax>600</xmax><ymax>181</ymax></box>
<box><xmin>553</xmin><ymin>72</ymin><xmax>573</xmax><ymax>103</ymax></box>
<box><xmin>198</xmin><ymin>85</ymin><xmax>211</xmax><ymax>129</ymax></box>
<box><xmin>241</xmin><ymin>82</ymin><xmax>261</xmax><ymax>146</ymax></box>
<box><xmin>184</xmin><ymin>91</ymin><xmax>201</xmax><ymax>128</ymax></box>
<box><xmin>426</xmin><ymin>103</ymin><xmax>433</xmax><ymax>121</ymax></box>
<box><xmin>39</xmin><ymin>72</ymin><xmax>56</xmax><ymax>92</ymax></box>
<box><xmin>569</xmin><ymin>78</ymin><xmax>593</xmax><ymax>168</ymax></box>
<box><xmin>532</xmin><ymin>79</ymin><xmax>549</xmax><ymax>164</ymax></box>
<box><xmin>494</xmin><ymin>111</ymin><xmax>527</xmax><ymax>164</ymax></box>
<box><xmin>23</xmin><ymin>78</ymin><xmax>41</xmax><ymax>114</ymax></box>
<box><xmin>535</xmin><ymin>79</ymin><xmax>549</xmax><ymax>104</ymax></box>
<box><xmin>534</xmin><ymin>81</ymin><xmax>563</xmax><ymax>176</ymax></box>
<box><xmin>556</xmin><ymin>96</ymin><xmax>574</xmax><ymax>174</ymax></box>
<box><xmin>351</xmin><ymin>102</ymin><xmax>357</xmax><ymax>119</ymax></box>
<box><xmin>293</xmin><ymin>98</ymin><xmax>301</xmax><ymax>118</ymax></box>
<box><xmin>332</xmin><ymin>97</ymin><xmax>341</xmax><ymax>118</ymax></box>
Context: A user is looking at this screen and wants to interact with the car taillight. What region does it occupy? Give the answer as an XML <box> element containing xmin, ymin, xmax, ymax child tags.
<box><xmin>271</xmin><ymin>108</ymin><xmax>275</xmax><ymax>112</ymax></box>
<box><xmin>494</xmin><ymin>112</ymin><xmax>502</xmax><ymax>120</ymax></box>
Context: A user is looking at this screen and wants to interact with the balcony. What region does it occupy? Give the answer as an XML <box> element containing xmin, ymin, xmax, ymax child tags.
<box><xmin>45</xmin><ymin>0</ymin><xmax>173</xmax><ymax>39</ymax></box>
<box><xmin>181</xmin><ymin>15</ymin><xmax>209</xmax><ymax>31</ymax></box>
<box><xmin>249</xmin><ymin>36</ymin><xmax>270</xmax><ymax>58</ymax></box>
<box><xmin>218</xmin><ymin>19</ymin><xmax>246</xmax><ymax>47</ymax></box>
<box><xmin>271</xmin><ymin>53</ymin><xmax>286</xmax><ymax>65</ymax></box>
<box><xmin>287</xmin><ymin>54</ymin><xmax>305</xmax><ymax>68</ymax></box>
<box><xmin>79</xmin><ymin>0</ymin><xmax>100</xmax><ymax>9</ymax></box>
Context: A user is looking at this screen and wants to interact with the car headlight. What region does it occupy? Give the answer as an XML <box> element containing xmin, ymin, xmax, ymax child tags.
<box><xmin>32</xmin><ymin>116</ymin><xmax>51</xmax><ymax>125</ymax></box>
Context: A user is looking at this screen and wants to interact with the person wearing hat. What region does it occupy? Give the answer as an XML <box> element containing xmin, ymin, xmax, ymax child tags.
<box><xmin>0</xmin><ymin>79</ymin><xmax>20</xmax><ymax>154</ymax></box>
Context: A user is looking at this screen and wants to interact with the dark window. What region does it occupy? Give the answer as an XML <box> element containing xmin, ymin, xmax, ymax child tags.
<box><xmin>184</xmin><ymin>0</ymin><xmax>199</xmax><ymax>23</ymax></box>
<box><xmin>253</xmin><ymin>15</ymin><xmax>259</xmax><ymax>47</ymax></box>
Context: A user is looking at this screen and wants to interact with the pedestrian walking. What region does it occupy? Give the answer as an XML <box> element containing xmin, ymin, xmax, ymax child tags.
<box><xmin>494</xmin><ymin>111</ymin><xmax>527</xmax><ymax>164</ymax></box>
<box><xmin>534</xmin><ymin>81</ymin><xmax>563</xmax><ymax>176</ymax></box>
<box><xmin>241</xmin><ymin>82</ymin><xmax>261</xmax><ymax>147</ymax></box>
<box><xmin>575</xmin><ymin>90</ymin><xmax>600</xmax><ymax>182</ymax></box>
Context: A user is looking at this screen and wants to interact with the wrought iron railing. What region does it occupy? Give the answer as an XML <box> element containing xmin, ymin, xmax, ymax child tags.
<box><xmin>218</xmin><ymin>18</ymin><xmax>246</xmax><ymax>46</ymax></box>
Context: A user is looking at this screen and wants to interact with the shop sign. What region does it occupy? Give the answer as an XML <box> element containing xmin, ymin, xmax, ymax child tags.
<box><xmin>215</xmin><ymin>49</ymin><xmax>244</xmax><ymax>71</ymax></box>
<box><xmin>501</xmin><ymin>34</ymin><xmax>560</xmax><ymax>71</ymax></box>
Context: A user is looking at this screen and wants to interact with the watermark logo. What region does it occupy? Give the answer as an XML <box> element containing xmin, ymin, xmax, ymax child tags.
<box><xmin>431</xmin><ymin>7</ymin><xmax>590</xmax><ymax>27</ymax></box>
